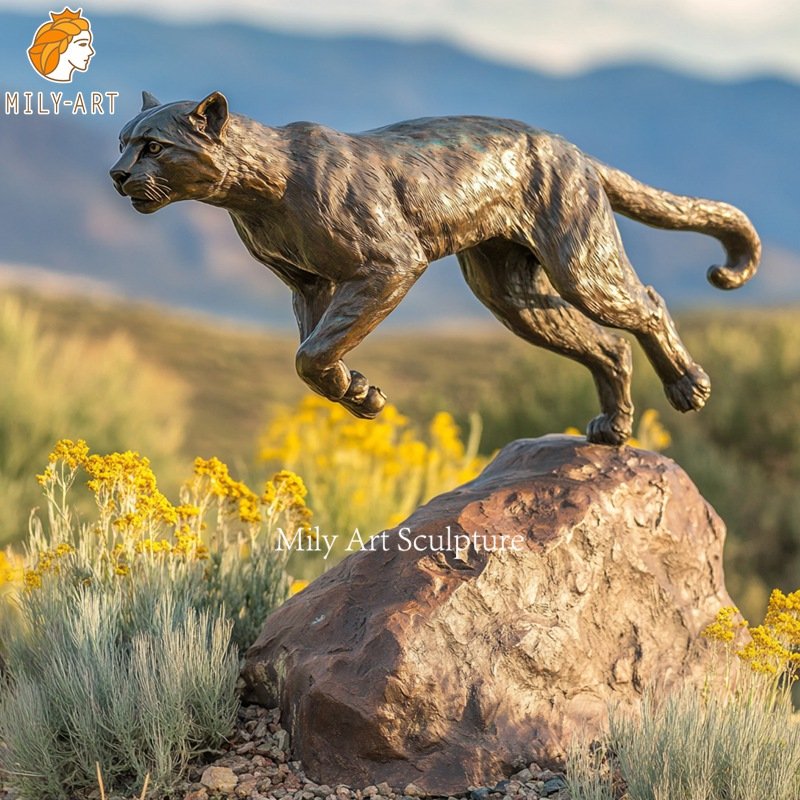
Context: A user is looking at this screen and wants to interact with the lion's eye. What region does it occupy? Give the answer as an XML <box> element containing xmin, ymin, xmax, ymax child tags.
<box><xmin>119</xmin><ymin>140</ymin><xmax>124</xmax><ymax>153</ymax></box>
<box><xmin>146</xmin><ymin>141</ymin><xmax>163</xmax><ymax>155</ymax></box>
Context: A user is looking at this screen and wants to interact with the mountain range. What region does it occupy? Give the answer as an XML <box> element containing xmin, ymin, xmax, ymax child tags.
<box><xmin>0</xmin><ymin>12</ymin><xmax>798</xmax><ymax>328</ymax></box>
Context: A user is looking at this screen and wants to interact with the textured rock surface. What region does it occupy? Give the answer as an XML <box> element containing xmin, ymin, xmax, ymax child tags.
<box><xmin>200</xmin><ymin>766</ymin><xmax>238</xmax><ymax>793</ymax></box>
<box><xmin>242</xmin><ymin>435</ymin><xmax>733</xmax><ymax>794</ymax></box>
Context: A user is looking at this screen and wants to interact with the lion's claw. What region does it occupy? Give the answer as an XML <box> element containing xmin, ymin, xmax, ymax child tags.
<box><xmin>341</xmin><ymin>372</ymin><xmax>386</xmax><ymax>419</ymax></box>
<box><xmin>664</xmin><ymin>365</ymin><xmax>711</xmax><ymax>412</ymax></box>
<box><xmin>344</xmin><ymin>370</ymin><xmax>370</xmax><ymax>403</ymax></box>
<box><xmin>586</xmin><ymin>412</ymin><xmax>632</xmax><ymax>446</ymax></box>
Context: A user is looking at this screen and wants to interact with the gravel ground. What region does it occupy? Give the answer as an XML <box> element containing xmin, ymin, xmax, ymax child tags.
<box><xmin>0</xmin><ymin>703</ymin><xmax>570</xmax><ymax>800</ymax></box>
<box><xmin>176</xmin><ymin>704</ymin><xmax>569</xmax><ymax>800</ymax></box>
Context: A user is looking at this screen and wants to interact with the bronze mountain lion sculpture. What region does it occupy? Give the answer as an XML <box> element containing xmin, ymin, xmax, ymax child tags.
<box><xmin>111</xmin><ymin>92</ymin><xmax>760</xmax><ymax>445</ymax></box>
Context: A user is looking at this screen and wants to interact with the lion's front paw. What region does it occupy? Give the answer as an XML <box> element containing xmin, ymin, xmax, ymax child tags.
<box><xmin>341</xmin><ymin>371</ymin><xmax>387</xmax><ymax>419</ymax></box>
<box><xmin>343</xmin><ymin>370</ymin><xmax>370</xmax><ymax>402</ymax></box>
<box><xmin>664</xmin><ymin>365</ymin><xmax>711</xmax><ymax>412</ymax></box>
<box><xmin>586</xmin><ymin>412</ymin><xmax>633</xmax><ymax>447</ymax></box>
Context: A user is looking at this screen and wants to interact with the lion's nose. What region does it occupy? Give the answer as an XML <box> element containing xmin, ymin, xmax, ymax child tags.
<box><xmin>110</xmin><ymin>168</ymin><xmax>130</xmax><ymax>193</ymax></box>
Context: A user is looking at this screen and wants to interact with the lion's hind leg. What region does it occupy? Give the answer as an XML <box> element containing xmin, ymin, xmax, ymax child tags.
<box><xmin>458</xmin><ymin>240</ymin><xmax>634</xmax><ymax>445</ymax></box>
<box><xmin>530</xmin><ymin>166</ymin><xmax>711</xmax><ymax>414</ymax></box>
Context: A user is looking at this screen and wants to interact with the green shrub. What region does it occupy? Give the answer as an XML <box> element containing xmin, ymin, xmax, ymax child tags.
<box><xmin>0</xmin><ymin>593</ymin><xmax>237</xmax><ymax>799</ymax></box>
<box><xmin>567</xmin><ymin>679</ymin><xmax>800</xmax><ymax>800</ymax></box>
<box><xmin>0</xmin><ymin>442</ymin><xmax>305</xmax><ymax>798</ymax></box>
<box><xmin>567</xmin><ymin>597</ymin><xmax>800</xmax><ymax>800</ymax></box>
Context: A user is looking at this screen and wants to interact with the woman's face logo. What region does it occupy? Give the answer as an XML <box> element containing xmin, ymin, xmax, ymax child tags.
<box><xmin>62</xmin><ymin>29</ymin><xmax>94</xmax><ymax>74</ymax></box>
<box><xmin>28</xmin><ymin>8</ymin><xmax>95</xmax><ymax>84</ymax></box>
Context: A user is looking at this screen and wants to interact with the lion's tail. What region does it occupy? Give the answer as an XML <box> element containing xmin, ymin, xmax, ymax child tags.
<box><xmin>592</xmin><ymin>159</ymin><xmax>761</xmax><ymax>290</ymax></box>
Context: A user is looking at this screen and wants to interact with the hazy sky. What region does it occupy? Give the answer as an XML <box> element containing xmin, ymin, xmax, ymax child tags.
<box><xmin>6</xmin><ymin>0</ymin><xmax>800</xmax><ymax>79</ymax></box>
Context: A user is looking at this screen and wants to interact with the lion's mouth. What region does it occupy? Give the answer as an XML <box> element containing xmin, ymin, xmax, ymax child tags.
<box><xmin>130</xmin><ymin>195</ymin><xmax>165</xmax><ymax>213</ymax></box>
<box><xmin>115</xmin><ymin>177</ymin><xmax>172</xmax><ymax>213</ymax></box>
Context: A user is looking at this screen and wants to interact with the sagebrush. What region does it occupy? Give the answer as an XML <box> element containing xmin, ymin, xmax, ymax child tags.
<box><xmin>567</xmin><ymin>593</ymin><xmax>800</xmax><ymax>800</ymax></box>
<box><xmin>0</xmin><ymin>441</ymin><xmax>308</xmax><ymax>798</ymax></box>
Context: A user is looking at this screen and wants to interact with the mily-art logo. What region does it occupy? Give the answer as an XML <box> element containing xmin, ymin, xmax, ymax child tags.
<box><xmin>6</xmin><ymin>7</ymin><xmax>117</xmax><ymax>117</ymax></box>
<box><xmin>28</xmin><ymin>7</ymin><xmax>95</xmax><ymax>83</ymax></box>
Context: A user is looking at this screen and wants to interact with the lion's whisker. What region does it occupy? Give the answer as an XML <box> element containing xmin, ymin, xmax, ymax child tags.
<box><xmin>150</xmin><ymin>184</ymin><xmax>168</xmax><ymax>200</ymax></box>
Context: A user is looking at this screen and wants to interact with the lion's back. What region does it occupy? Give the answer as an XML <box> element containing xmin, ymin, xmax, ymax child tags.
<box><xmin>279</xmin><ymin>116</ymin><xmax>561</xmax><ymax>261</ymax></box>
<box><xmin>362</xmin><ymin>114</ymin><xmax>537</xmax><ymax>142</ymax></box>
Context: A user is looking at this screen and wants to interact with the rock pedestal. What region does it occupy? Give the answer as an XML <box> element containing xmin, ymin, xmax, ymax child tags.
<box><xmin>242</xmin><ymin>435</ymin><xmax>733</xmax><ymax>794</ymax></box>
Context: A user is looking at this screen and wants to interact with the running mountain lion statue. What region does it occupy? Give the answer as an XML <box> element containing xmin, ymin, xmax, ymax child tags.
<box><xmin>111</xmin><ymin>92</ymin><xmax>760</xmax><ymax>445</ymax></box>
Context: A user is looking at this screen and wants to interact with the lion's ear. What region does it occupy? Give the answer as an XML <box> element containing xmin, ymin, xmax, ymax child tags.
<box><xmin>190</xmin><ymin>92</ymin><xmax>229</xmax><ymax>139</ymax></box>
<box><xmin>141</xmin><ymin>91</ymin><xmax>161</xmax><ymax>111</ymax></box>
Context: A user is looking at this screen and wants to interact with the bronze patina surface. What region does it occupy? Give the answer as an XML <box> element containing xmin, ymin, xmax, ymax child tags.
<box><xmin>111</xmin><ymin>92</ymin><xmax>761</xmax><ymax>444</ymax></box>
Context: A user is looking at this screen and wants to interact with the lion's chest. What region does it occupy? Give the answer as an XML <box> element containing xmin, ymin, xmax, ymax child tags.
<box><xmin>232</xmin><ymin>215</ymin><xmax>297</xmax><ymax>264</ymax></box>
<box><xmin>229</xmin><ymin>210</ymin><xmax>358</xmax><ymax>283</ymax></box>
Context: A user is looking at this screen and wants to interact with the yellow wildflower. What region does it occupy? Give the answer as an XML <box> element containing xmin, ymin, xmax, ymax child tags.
<box><xmin>135</xmin><ymin>539</ymin><xmax>173</xmax><ymax>555</ymax></box>
<box><xmin>263</xmin><ymin>470</ymin><xmax>312</xmax><ymax>525</ymax></box>
<box><xmin>737</xmin><ymin>624</ymin><xmax>794</xmax><ymax>675</ymax></box>
<box><xmin>703</xmin><ymin>591</ymin><xmax>800</xmax><ymax>678</ymax></box>
<box><xmin>0</xmin><ymin>550</ymin><xmax>24</xmax><ymax>587</ymax></box>
<box><xmin>289</xmin><ymin>579</ymin><xmax>309</xmax><ymax>596</ymax></box>
<box><xmin>175</xmin><ymin>503</ymin><xmax>200</xmax><ymax>519</ymax></box>
<box><xmin>193</xmin><ymin>456</ymin><xmax>262</xmax><ymax>523</ymax></box>
<box><xmin>764</xmin><ymin>588</ymin><xmax>800</xmax><ymax>646</ymax></box>
<box><xmin>23</xmin><ymin>570</ymin><xmax>42</xmax><ymax>590</ymax></box>
<box><xmin>258</xmin><ymin>399</ymin><xmax>484</xmax><ymax>549</ymax></box>
<box><xmin>702</xmin><ymin>606</ymin><xmax>741</xmax><ymax>644</ymax></box>
<box><xmin>634</xmin><ymin>409</ymin><xmax>672</xmax><ymax>451</ymax></box>
<box><xmin>83</xmin><ymin>449</ymin><xmax>177</xmax><ymax>527</ymax></box>
<box><xmin>172</xmin><ymin>532</ymin><xmax>210</xmax><ymax>560</ymax></box>
<box><xmin>36</xmin><ymin>465</ymin><xmax>55</xmax><ymax>486</ymax></box>
<box><xmin>47</xmin><ymin>438</ymin><xmax>90</xmax><ymax>469</ymax></box>
<box><xmin>429</xmin><ymin>412</ymin><xmax>465</xmax><ymax>460</ymax></box>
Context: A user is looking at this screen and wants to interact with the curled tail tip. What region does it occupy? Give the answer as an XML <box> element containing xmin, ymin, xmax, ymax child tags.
<box><xmin>707</xmin><ymin>262</ymin><xmax>757</xmax><ymax>290</ymax></box>
<box><xmin>707</xmin><ymin>226</ymin><xmax>761</xmax><ymax>290</ymax></box>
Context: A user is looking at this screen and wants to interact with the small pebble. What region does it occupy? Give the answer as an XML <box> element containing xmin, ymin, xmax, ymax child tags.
<box><xmin>541</xmin><ymin>776</ymin><xmax>567</xmax><ymax>796</ymax></box>
<box><xmin>236</xmin><ymin>779</ymin><xmax>259</xmax><ymax>797</ymax></box>
<box><xmin>200</xmin><ymin>765</ymin><xmax>238</xmax><ymax>793</ymax></box>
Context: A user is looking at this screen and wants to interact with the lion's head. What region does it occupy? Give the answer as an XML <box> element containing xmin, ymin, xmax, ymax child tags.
<box><xmin>110</xmin><ymin>91</ymin><xmax>230</xmax><ymax>214</ymax></box>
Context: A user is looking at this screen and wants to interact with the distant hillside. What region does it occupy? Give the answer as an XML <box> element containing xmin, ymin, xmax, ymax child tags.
<box><xmin>0</xmin><ymin>12</ymin><xmax>798</xmax><ymax>326</ymax></box>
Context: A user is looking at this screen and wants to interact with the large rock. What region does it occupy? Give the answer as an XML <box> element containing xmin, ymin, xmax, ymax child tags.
<box><xmin>242</xmin><ymin>435</ymin><xmax>733</xmax><ymax>794</ymax></box>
